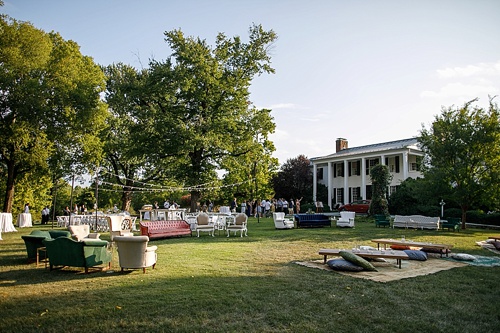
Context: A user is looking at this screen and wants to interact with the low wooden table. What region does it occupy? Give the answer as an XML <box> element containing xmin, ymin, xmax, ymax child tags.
<box><xmin>488</xmin><ymin>235</ymin><xmax>500</xmax><ymax>241</ymax></box>
<box><xmin>37</xmin><ymin>247</ymin><xmax>48</xmax><ymax>268</ymax></box>
<box><xmin>371</xmin><ymin>238</ymin><xmax>453</xmax><ymax>257</ymax></box>
<box><xmin>318</xmin><ymin>249</ymin><xmax>409</xmax><ymax>269</ymax></box>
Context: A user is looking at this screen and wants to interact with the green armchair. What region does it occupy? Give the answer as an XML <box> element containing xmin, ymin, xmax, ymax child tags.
<box><xmin>43</xmin><ymin>237</ymin><xmax>112</xmax><ymax>273</ymax></box>
<box><xmin>21</xmin><ymin>230</ymin><xmax>71</xmax><ymax>263</ymax></box>
<box><xmin>374</xmin><ymin>214</ymin><xmax>391</xmax><ymax>228</ymax></box>
<box><xmin>442</xmin><ymin>217</ymin><xmax>461</xmax><ymax>232</ymax></box>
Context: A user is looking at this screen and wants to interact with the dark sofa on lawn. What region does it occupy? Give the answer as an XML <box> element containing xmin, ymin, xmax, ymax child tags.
<box><xmin>294</xmin><ymin>214</ymin><xmax>331</xmax><ymax>228</ymax></box>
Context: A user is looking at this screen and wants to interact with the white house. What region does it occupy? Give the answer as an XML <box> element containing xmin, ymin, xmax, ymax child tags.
<box><xmin>310</xmin><ymin>138</ymin><xmax>424</xmax><ymax>209</ymax></box>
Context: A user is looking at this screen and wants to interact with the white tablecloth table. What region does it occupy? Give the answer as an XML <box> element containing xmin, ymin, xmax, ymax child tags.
<box><xmin>1</xmin><ymin>213</ymin><xmax>17</xmax><ymax>233</ymax></box>
<box><xmin>17</xmin><ymin>213</ymin><xmax>32</xmax><ymax>227</ymax></box>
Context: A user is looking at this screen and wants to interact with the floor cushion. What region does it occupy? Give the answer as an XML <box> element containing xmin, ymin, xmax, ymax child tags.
<box><xmin>403</xmin><ymin>249</ymin><xmax>428</xmax><ymax>261</ymax></box>
<box><xmin>390</xmin><ymin>244</ymin><xmax>410</xmax><ymax>250</ymax></box>
<box><xmin>339</xmin><ymin>251</ymin><xmax>377</xmax><ymax>271</ymax></box>
<box><xmin>491</xmin><ymin>241</ymin><xmax>500</xmax><ymax>251</ymax></box>
<box><xmin>326</xmin><ymin>259</ymin><xmax>364</xmax><ymax>272</ymax></box>
<box><xmin>451</xmin><ymin>253</ymin><xmax>476</xmax><ymax>261</ymax></box>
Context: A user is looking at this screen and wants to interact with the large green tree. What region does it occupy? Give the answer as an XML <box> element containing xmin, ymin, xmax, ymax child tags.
<box><xmin>0</xmin><ymin>16</ymin><xmax>108</xmax><ymax>212</ymax></box>
<box><xmin>102</xmin><ymin>63</ymin><xmax>179</xmax><ymax>211</ymax></box>
<box><xmin>419</xmin><ymin>98</ymin><xmax>500</xmax><ymax>229</ymax></box>
<box><xmin>272</xmin><ymin>155</ymin><xmax>313</xmax><ymax>203</ymax></box>
<box><xmin>142</xmin><ymin>24</ymin><xmax>278</xmax><ymax>211</ymax></box>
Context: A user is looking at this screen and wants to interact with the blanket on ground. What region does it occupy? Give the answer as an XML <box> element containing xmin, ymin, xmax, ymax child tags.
<box><xmin>294</xmin><ymin>258</ymin><xmax>466</xmax><ymax>283</ymax></box>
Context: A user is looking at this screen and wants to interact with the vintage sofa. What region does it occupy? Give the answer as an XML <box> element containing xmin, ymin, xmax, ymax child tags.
<box><xmin>293</xmin><ymin>214</ymin><xmax>331</xmax><ymax>228</ymax></box>
<box><xmin>43</xmin><ymin>237</ymin><xmax>112</xmax><ymax>273</ymax></box>
<box><xmin>393</xmin><ymin>215</ymin><xmax>440</xmax><ymax>230</ymax></box>
<box><xmin>21</xmin><ymin>230</ymin><xmax>72</xmax><ymax>262</ymax></box>
<box><xmin>140</xmin><ymin>220</ymin><xmax>192</xmax><ymax>239</ymax></box>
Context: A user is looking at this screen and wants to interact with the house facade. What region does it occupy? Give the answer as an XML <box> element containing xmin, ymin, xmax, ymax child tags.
<box><xmin>310</xmin><ymin>138</ymin><xmax>424</xmax><ymax>209</ymax></box>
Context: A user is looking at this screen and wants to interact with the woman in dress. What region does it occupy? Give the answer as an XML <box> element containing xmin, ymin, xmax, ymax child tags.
<box><xmin>295</xmin><ymin>197</ymin><xmax>303</xmax><ymax>214</ymax></box>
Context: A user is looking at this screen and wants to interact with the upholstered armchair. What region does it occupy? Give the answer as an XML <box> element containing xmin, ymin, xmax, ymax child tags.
<box><xmin>227</xmin><ymin>213</ymin><xmax>248</xmax><ymax>237</ymax></box>
<box><xmin>273</xmin><ymin>212</ymin><xmax>294</xmax><ymax>229</ymax></box>
<box><xmin>21</xmin><ymin>230</ymin><xmax>71</xmax><ymax>263</ymax></box>
<box><xmin>43</xmin><ymin>237</ymin><xmax>112</xmax><ymax>273</ymax></box>
<box><xmin>337</xmin><ymin>211</ymin><xmax>356</xmax><ymax>228</ymax></box>
<box><xmin>107</xmin><ymin>216</ymin><xmax>134</xmax><ymax>241</ymax></box>
<box><xmin>68</xmin><ymin>225</ymin><xmax>100</xmax><ymax>241</ymax></box>
<box><xmin>113</xmin><ymin>236</ymin><xmax>157</xmax><ymax>273</ymax></box>
<box><xmin>195</xmin><ymin>213</ymin><xmax>214</xmax><ymax>237</ymax></box>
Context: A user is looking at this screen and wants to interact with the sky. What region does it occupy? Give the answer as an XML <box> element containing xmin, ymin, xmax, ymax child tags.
<box><xmin>3</xmin><ymin>0</ymin><xmax>500</xmax><ymax>165</ymax></box>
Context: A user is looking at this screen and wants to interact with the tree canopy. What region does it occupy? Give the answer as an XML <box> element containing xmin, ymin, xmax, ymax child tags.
<box><xmin>272</xmin><ymin>155</ymin><xmax>312</xmax><ymax>202</ymax></box>
<box><xmin>0</xmin><ymin>16</ymin><xmax>108</xmax><ymax>212</ymax></box>
<box><xmin>419</xmin><ymin>98</ymin><xmax>500</xmax><ymax>228</ymax></box>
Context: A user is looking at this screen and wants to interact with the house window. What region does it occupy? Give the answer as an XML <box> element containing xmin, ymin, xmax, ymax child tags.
<box><xmin>336</xmin><ymin>188</ymin><xmax>343</xmax><ymax>204</ymax></box>
<box><xmin>352</xmin><ymin>187</ymin><xmax>360</xmax><ymax>201</ymax></box>
<box><xmin>389</xmin><ymin>186</ymin><xmax>398</xmax><ymax>196</ymax></box>
<box><xmin>350</xmin><ymin>160</ymin><xmax>360</xmax><ymax>176</ymax></box>
<box><xmin>336</xmin><ymin>163</ymin><xmax>344</xmax><ymax>177</ymax></box>
<box><xmin>317</xmin><ymin>167</ymin><xmax>323</xmax><ymax>180</ymax></box>
<box><xmin>366</xmin><ymin>158</ymin><xmax>379</xmax><ymax>175</ymax></box>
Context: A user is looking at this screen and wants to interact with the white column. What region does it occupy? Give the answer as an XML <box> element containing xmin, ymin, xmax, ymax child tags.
<box><xmin>343</xmin><ymin>160</ymin><xmax>349</xmax><ymax>204</ymax></box>
<box><xmin>313</xmin><ymin>163</ymin><xmax>317</xmax><ymax>202</ymax></box>
<box><xmin>361</xmin><ymin>158</ymin><xmax>366</xmax><ymax>199</ymax></box>
<box><xmin>327</xmin><ymin>162</ymin><xmax>332</xmax><ymax>209</ymax></box>
<box><xmin>403</xmin><ymin>151</ymin><xmax>409</xmax><ymax>180</ymax></box>
<box><xmin>380</xmin><ymin>154</ymin><xmax>386</xmax><ymax>165</ymax></box>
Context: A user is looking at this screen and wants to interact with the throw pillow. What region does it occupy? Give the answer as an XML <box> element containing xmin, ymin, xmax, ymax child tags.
<box><xmin>339</xmin><ymin>251</ymin><xmax>378</xmax><ymax>271</ymax></box>
<box><xmin>492</xmin><ymin>241</ymin><xmax>500</xmax><ymax>251</ymax></box>
<box><xmin>390</xmin><ymin>245</ymin><xmax>410</xmax><ymax>250</ymax></box>
<box><xmin>326</xmin><ymin>259</ymin><xmax>364</xmax><ymax>272</ymax></box>
<box><xmin>403</xmin><ymin>249</ymin><xmax>428</xmax><ymax>261</ymax></box>
<box><xmin>420</xmin><ymin>247</ymin><xmax>442</xmax><ymax>254</ymax></box>
<box><xmin>451</xmin><ymin>253</ymin><xmax>476</xmax><ymax>261</ymax></box>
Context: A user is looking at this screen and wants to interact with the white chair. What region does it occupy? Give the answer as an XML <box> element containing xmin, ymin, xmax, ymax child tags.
<box><xmin>337</xmin><ymin>211</ymin><xmax>355</xmax><ymax>228</ymax></box>
<box><xmin>107</xmin><ymin>216</ymin><xmax>134</xmax><ymax>241</ymax></box>
<box><xmin>195</xmin><ymin>213</ymin><xmax>214</xmax><ymax>237</ymax></box>
<box><xmin>113</xmin><ymin>235</ymin><xmax>157</xmax><ymax>273</ymax></box>
<box><xmin>226</xmin><ymin>213</ymin><xmax>248</xmax><ymax>237</ymax></box>
<box><xmin>273</xmin><ymin>212</ymin><xmax>294</xmax><ymax>229</ymax></box>
<box><xmin>68</xmin><ymin>225</ymin><xmax>101</xmax><ymax>241</ymax></box>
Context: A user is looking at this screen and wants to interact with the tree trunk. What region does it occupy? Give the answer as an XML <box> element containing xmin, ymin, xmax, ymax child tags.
<box><xmin>461</xmin><ymin>206</ymin><xmax>468</xmax><ymax>230</ymax></box>
<box><xmin>121</xmin><ymin>187</ymin><xmax>133</xmax><ymax>212</ymax></box>
<box><xmin>190</xmin><ymin>190</ymin><xmax>201</xmax><ymax>212</ymax></box>
<box><xmin>2</xmin><ymin>160</ymin><xmax>16</xmax><ymax>213</ymax></box>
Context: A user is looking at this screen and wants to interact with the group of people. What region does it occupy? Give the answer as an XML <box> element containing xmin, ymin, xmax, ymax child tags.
<box><xmin>153</xmin><ymin>200</ymin><xmax>180</xmax><ymax>210</ymax></box>
<box><xmin>236</xmin><ymin>197</ymin><xmax>303</xmax><ymax>218</ymax></box>
<box><xmin>63</xmin><ymin>203</ymin><xmax>87</xmax><ymax>216</ymax></box>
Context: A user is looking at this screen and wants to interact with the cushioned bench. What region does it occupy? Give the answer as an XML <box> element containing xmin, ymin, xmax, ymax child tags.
<box><xmin>393</xmin><ymin>215</ymin><xmax>440</xmax><ymax>230</ymax></box>
<box><xmin>294</xmin><ymin>214</ymin><xmax>331</xmax><ymax>228</ymax></box>
<box><xmin>140</xmin><ymin>220</ymin><xmax>192</xmax><ymax>239</ymax></box>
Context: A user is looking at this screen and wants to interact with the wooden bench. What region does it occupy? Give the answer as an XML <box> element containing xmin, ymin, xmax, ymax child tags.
<box><xmin>393</xmin><ymin>215</ymin><xmax>440</xmax><ymax>230</ymax></box>
<box><xmin>318</xmin><ymin>249</ymin><xmax>409</xmax><ymax>269</ymax></box>
<box><xmin>371</xmin><ymin>238</ymin><xmax>453</xmax><ymax>257</ymax></box>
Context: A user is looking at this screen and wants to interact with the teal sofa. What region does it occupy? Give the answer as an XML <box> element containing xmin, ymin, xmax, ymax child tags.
<box><xmin>43</xmin><ymin>237</ymin><xmax>112</xmax><ymax>273</ymax></box>
<box><xmin>21</xmin><ymin>230</ymin><xmax>72</xmax><ymax>262</ymax></box>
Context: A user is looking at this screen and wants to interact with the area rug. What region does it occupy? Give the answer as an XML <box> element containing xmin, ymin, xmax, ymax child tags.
<box><xmin>476</xmin><ymin>240</ymin><xmax>500</xmax><ymax>255</ymax></box>
<box><xmin>294</xmin><ymin>258</ymin><xmax>467</xmax><ymax>283</ymax></box>
<box><xmin>445</xmin><ymin>254</ymin><xmax>500</xmax><ymax>267</ymax></box>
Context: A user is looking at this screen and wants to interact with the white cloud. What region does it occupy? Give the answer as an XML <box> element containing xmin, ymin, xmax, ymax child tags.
<box><xmin>420</xmin><ymin>82</ymin><xmax>497</xmax><ymax>99</ymax></box>
<box><xmin>437</xmin><ymin>60</ymin><xmax>500</xmax><ymax>78</ymax></box>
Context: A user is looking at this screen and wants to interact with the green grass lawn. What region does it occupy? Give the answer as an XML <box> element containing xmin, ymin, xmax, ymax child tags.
<box><xmin>1</xmin><ymin>217</ymin><xmax>499</xmax><ymax>332</ymax></box>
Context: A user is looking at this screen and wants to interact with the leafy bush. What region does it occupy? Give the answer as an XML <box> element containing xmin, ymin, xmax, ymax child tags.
<box><xmin>466</xmin><ymin>210</ymin><xmax>500</xmax><ymax>226</ymax></box>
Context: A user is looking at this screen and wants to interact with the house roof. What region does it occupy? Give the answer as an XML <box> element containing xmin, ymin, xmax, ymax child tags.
<box><xmin>311</xmin><ymin>138</ymin><xmax>421</xmax><ymax>162</ymax></box>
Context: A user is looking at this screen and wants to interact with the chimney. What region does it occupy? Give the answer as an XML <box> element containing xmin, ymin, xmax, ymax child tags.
<box><xmin>336</xmin><ymin>138</ymin><xmax>348</xmax><ymax>152</ymax></box>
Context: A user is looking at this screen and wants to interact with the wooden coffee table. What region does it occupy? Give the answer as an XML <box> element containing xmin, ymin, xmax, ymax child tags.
<box><xmin>318</xmin><ymin>249</ymin><xmax>409</xmax><ymax>269</ymax></box>
<box><xmin>488</xmin><ymin>235</ymin><xmax>500</xmax><ymax>241</ymax></box>
<box><xmin>371</xmin><ymin>238</ymin><xmax>453</xmax><ymax>257</ymax></box>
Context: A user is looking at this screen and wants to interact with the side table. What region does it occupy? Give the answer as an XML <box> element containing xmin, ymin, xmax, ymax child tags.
<box><xmin>37</xmin><ymin>247</ymin><xmax>48</xmax><ymax>268</ymax></box>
